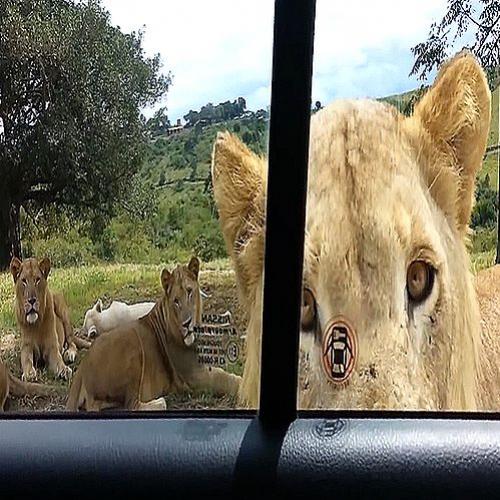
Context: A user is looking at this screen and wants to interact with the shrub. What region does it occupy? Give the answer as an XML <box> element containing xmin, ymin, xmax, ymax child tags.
<box><xmin>471</xmin><ymin>227</ymin><xmax>497</xmax><ymax>254</ymax></box>
<box><xmin>28</xmin><ymin>229</ymin><xmax>97</xmax><ymax>267</ymax></box>
<box><xmin>471</xmin><ymin>174</ymin><xmax>498</xmax><ymax>228</ymax></box>
<box><xmin>193</xmin><ymin>231</ymin><xmax>226</xmax><ymax>262</ymax></box>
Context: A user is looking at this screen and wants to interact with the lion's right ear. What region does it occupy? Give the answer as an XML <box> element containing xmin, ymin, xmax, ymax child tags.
<box><xmin>39</xmin><ymin>258</ymin><xmax>51</xmax><ymax>279</ymax></box>
<box><xmin>161</xmin><ymin>268</ymin><xmax>173</xmax><ymax>294</ymax></box>
<box><xmin>10</xmin><ymin>257</ymin><xmax>22</xmax><ymax>283</ymax></box>
<box><xmin>95</xmin><ymin>299</ymin><xmax>103</xmax><ymax>313</ymax></box>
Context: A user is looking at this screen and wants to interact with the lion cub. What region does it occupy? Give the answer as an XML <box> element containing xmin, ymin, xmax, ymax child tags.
<box><xmin>10</xmin><ymin>257</ymin><xmax>89</xmax><ymax>381</ymax></box>
<box><xmin>66</xmin><ymin>257</ymin><xmax>241</xmax><ymax>411</ymax></box>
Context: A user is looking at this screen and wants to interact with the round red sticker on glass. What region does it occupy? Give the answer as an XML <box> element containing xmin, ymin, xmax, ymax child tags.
<box><xmin>322</xmin><ymin>317</ymin><xmax>357</xmax><ymax>384</ymax></box>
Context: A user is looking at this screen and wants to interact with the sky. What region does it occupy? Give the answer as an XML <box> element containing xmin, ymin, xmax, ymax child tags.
<box><xmin>101</xmin><ymin>0</ymin><xmax>448</xmax><ymax>122</ymax></box>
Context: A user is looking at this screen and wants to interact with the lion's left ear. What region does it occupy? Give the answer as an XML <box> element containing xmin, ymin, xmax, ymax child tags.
<box><xmin>188</xmin><ymin>257</ymin><xmax>200</xmax><ymax>279</ymax></box>
<box><xmin>39</xmin><ymin>258</ymin><xmax>51</xmax><ymax>279</ymax></box>
<box><xmin>412</xmin><ymin>51</ymin><xmax>491</xmax><ymax>234</ymax></box>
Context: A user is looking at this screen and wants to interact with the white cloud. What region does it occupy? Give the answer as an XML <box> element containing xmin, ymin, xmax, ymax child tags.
<box><xmin>312</xmin><ymin>0</ymin><xmax>448</xmax><ymax>103</ymax></box>
<box><xmin>101</xmin><ymin>0</ymin><xmax>274</xmax><ymax>120</ymax></box>
<box><xmin>101</xmin><ymin>0</ymin><xmax>448</xmax><ymax>121</ymax></box>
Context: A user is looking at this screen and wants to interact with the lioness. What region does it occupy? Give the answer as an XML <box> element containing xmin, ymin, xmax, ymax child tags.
<box><xmin>10</xmin><ymin>257</ymin><xmax>90</xmax><ymax>381</ymax></box>
<box><xmin>0</xmin><ymin>359</ymin><xmax>54</xmax><ymax>411</ymax></box>
<box><xmin>212</xmin><ymin>51</ymin><xmax>499</xmax><ymax>410</ymax></box>
<box><xmin>66</xmin><ymin>257</ymin><xmax>241</xmax><ymax>411</ymax></box>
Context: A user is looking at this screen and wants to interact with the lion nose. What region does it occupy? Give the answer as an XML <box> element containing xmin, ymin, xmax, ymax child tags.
<box><xmin>28</xmin><ymin>298</ymin><xmax>36</xmax><ymax>306</ymax></box>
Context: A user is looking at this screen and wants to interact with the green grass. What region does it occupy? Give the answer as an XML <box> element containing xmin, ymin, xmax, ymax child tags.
<box><xmin>471</xmin><ymin>250</ymin><xmax>497</xmax><ymax>274</ymax></box>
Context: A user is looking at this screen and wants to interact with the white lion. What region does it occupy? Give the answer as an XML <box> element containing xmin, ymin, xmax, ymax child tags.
<box><xmin>82</xmin><ymin>300</ymin><xmax>155</xmax><ymax>338</ymax></box>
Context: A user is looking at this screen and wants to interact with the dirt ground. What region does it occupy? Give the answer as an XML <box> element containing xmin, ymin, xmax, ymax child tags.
<box><xmin>0</xmin><ymin>267</ymin><xmax>247</xmax><ymax>412</ymax></box>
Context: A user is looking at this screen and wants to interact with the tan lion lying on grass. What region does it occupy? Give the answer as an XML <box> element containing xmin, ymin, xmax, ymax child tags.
<box><xmin>66</xmin><ymin>257</ymin><xmax>241</xmax><ymax>411</ymax></box>
<box><xmin>212</xmin><ymin>51</ymin><xmax>500</xmax><ymax>410</ymax></box>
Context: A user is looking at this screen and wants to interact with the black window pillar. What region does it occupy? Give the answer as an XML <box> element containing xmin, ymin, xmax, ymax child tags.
<box><xmin>258</xmin><ymin>0</ymin><xmax>316</xmax><ymax>427</ymax></box>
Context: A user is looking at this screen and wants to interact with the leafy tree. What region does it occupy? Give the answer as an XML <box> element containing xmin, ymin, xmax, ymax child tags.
<box><xmin>158</xmin><ymin>170</ymin><xmax>166</xmax><ymax>186</ymax></box>
<box><xmin>184</xmin><ymin>109</ymin><xmax>200</xmax><ymax>126</ymax></box>
<box><xmin>242</xmin><ymin>130</ymin><xmax>253</xmax><ymax>144</ymax></box>
<box><xmin>237</xmin><ymin>97</ymin><xmax>247</xmax><ymax>114</ymax></box>
<box><xmin>410</xmin><ymin>0</ymin><xmax>500</xmax><ymax>88</ymax></box>
<box><xmin>0</xmin><ymin>0</ymin><xmax>170</xmax><ymax>268</ymax></box>
<box><xmin>183</xmin><ymin>97</ymin><xmax>247</xmax><ymax>127</ymax></box>
<box><xmin>147</xmin><ymin>106</ymin><xmax>171</xmax><ymax>137</ymax></box>
<box><xmin>255</xmin><ymin>108</ymin><xmax>269</xmax><ymax>120</ymax></box>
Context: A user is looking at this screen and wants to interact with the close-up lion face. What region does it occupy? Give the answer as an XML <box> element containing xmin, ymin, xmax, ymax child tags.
<box><xmin>212</xmin><ymin>52</ymin><xmax>492</xmax><ymax>410</ymax></box>
<box><xmin>296</xmin><ymin>53</ymin><xmax>491</xmax><ymax>410</ymax></box>
<box><xmin>300</xmin><ymin>101</ymin><xmax>475</xmax><ymax>410</ymax></box>
<box><xmin>161</xmin><ymin>257</ymin><xmax>202</xmax><ymax>347</ymax></box>
<box><xmin>10</xmin><ymin>257</ymin><xmax>51</xmax><ymax>326</ymax></box>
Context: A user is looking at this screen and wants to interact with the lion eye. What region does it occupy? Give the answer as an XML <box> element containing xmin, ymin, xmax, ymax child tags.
<box><xmin>21</xmin><ymin>278</ymin><xmax>27</xmax><ymax>287</ymax></box>
<box><xmin>301</xmin><ymin>288</ymin><xmax>317</xmax><ymax>332</ymax></box>
<box><xmin>187</xmin><ymin>288</ymin><xmax>192</xmax><ymax>298</ymax></box>
<box><xmin>407</xmin><ymin>260</ymin><xmax>435</xmax><ymax>303</ymax></box>
<box><xmin>35</xmin><ymin>278</ymin><xmax>40</xmax><ymax>286</ymax></box>
<box><xmin>174</xmin><ymin>298</ymin><xmax>181</xmax><ymax>308</ymax></box>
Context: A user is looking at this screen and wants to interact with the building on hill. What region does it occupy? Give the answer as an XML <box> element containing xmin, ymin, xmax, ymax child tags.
<box><xmin>166</xmin><ymin>118</ymin><xmax>185</xmax><ymax>137</ymax></box>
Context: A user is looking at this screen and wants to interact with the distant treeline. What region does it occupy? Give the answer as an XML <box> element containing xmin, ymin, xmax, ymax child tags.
<box><xmin>184</xmin><ymin>97</ymin><xmax>255</xmax><ymax>127</ymax></box>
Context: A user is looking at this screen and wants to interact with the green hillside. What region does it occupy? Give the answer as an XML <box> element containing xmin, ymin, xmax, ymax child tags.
<box><xmin>143</xmin><ymin>83</ymin><xmax>497</xmax><ymax>261</ymax></box>
<box><xmin>151</xmin><ymin>85</ymin><xmax>498</xmax><ymax>195</ymax></box>
<box><xmin>143</xmin><ymin>114</ymin><xmax>267</xmax><ymax>188</ymax></box>
<box><xmin>130</xmin><ymin>113</ymin><xmax>269</xmax><ymax>263</ymax></box>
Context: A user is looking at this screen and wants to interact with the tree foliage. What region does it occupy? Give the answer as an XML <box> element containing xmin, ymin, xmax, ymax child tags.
<box><xmin>472</xmin><ymin>174</ymin><xmax>498</xmax><ymax>228</ymax></box>
<box><xmin>0</xmin><ymin>0</ymin><xmax>170</xmax><ymax>267</ymax></box>
<box><xmin>146</xmin><ymin>106</ymin><xmax>171</xmax><ymax>137</ymax></box>
<box><xmin>183</xmin><ymin>97</ymin><xmax>247</xmax><ymax>127</ymax></box>
<box><xmin>411</xmin><ymin>0</ymin><xmax>500</xmax><ymax>88</ymax></box>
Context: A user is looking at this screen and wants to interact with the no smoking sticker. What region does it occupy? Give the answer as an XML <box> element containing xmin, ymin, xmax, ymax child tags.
<box><xmin>322</xmin><ymin>317</ymin><xmax>357</xmax><ymax>384</ymax></box>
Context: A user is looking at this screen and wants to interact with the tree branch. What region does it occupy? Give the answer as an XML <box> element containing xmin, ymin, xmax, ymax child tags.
<box><xmin>475</xmin><ymin>14</ymin><xmax>500</xmax><ymax>56</ymax></box>
<box><xmin>461</xmin><ymin>8</ymin><xmax>487</xmax><ymax>29</ymax></box>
